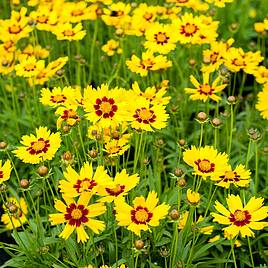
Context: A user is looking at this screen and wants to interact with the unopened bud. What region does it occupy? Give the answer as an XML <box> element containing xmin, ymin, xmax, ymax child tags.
<box><xmin>196</xmin><ymin>112</ymin><xmax>208</xmax><ymax>123</ymax></box>
<box><xmin>211</xmin><ymin>118</ymin><xmax>222</xmax><ymax>127</ymax></box>
<box><xmin>170</xmin><ymin>209</ymin><xmax>179</xmax><ymax>220</ymax></box>
<box><xmin>89</xmin><ymin>149</ymin><xmax>98</xmax><ymax>158</ymax></box>
<box><xmin>177</xmin><ymin>177</ymin><xmax>186</xmax><ymax>187</ymax></box>
<box><xmin>135</xmin><ymin>239</ymin><xmax>144</xmax><ymax>250</ymax></box>
<box><xmin>178</xmin><ymin>139</ymin><xmax>186</xmax><ymax>146</ymax></box>
<box><xmin>174</xmin><ymin>168</ymin><xmax>184</xmax><ymax>177</ymax></box>
<box><xmin>38</xmin><ymin>165</ymin><xmax>49</xmax><ymax>177</ymax></box>
<box><xmin>227</xmin><ymin>96</ymin><xmax>236</xmax><ymax>104</ymax></box>
<box><xmin>20</xmin><ymin>179</ymin><xmax>30</xmax><ymax>189</ymax></box>
<box><xmin>0</xmin><ymin>141</ymin><xmax>7</xmax><ymax>149</ymax></box>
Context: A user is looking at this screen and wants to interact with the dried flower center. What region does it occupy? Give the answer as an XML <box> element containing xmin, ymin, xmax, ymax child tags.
<box><xmin>73</xmin><ymin>178</ymin><xmax>97</xmax><ymax>193</ymax></box>
<box><xmin>105</xmin><ymin>184</ymin><xmax>125</xmax><ymax>196</ymax></box>
<box><xmin>9</xmin><ymin>25</ymin><xmax>22</xmax><ymax>34</ymax></box>
<box><xmin>24</xmin><ymin>63</ymin><xmax>36</xmax><ymax>72</ymax></box>
<box><xmin>27</xmin><ymin>138</ymin><xmax>50</xmax><ymax>155</ymax></box>
<box><xmin>65</xmin><ymin>203</ymin><xmax>89</xmax><ymax>226</ymax></box>
<box><xmin>194</xmin><ymin>159</ymin><xmax>215</xmax><ymax>173</ymax></box>
<box><xmin>229</xmin><ymin>209</ymin><xmax>251</xmax><ymax>227</ymax></box>
<box><xmin>181</xmin><ymin>23</ymin><xmax>199</xmax><ymax>37</ymax></box>
<box><xmin>94</xmin><ymin>97</ymin><xmax>118</xmax><ymax>118</ymax></box>
<box><xmin>63</xmin><ymin>29</ymin><xmax>75</xmax><ymax>36</ymax></box>
<box><xmin>51</xmin><ymin>94</ymin><xmax>67</xmax><ymax>103</ymax></box>
<box><xmin>134</xmin><ymin>108</ymin><xmax>156</xmax><ymax>124</ymax></box>
<box><xmin>154</xmin><ymin>32</ymin><xmax>169</xmax><ymax>45</ymax></box>
<box><xmin>131</xmin><ymin>206</ymin><xmax>153</xmax><ymax>224</ymax></box>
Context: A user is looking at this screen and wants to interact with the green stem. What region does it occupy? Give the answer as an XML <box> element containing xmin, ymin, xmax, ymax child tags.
<box><xmin>247</xmin><ymin>237</ymin><xmax>255</xmax><ymax>268</ymax></box>
<box><xmin>227</xmin><ymin>104</ymin><xmax>234</xmax><ymax>156</ymax></box>
<box><xmin>230</xmin><ymin>239</ymin><xmax>237</xmax><ymax>268</ymax></box>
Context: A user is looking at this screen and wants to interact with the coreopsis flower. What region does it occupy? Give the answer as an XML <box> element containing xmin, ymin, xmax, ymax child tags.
<box><xmin>13</xmin><ymin>126</ymin><xmax>61</xmax><ymax>164</ymax></box>
<box><xmin>49</xmin><ymin>193</ymin><xmax>106</xmax><ymax>243</ymax></box>
<box><xmin>201</xmin><ymin>39</ymin><xmax>234</xmax><ymax>73</ymax></box>
<box><xmin>83</xmin><ymin>84</ymin><xmax>130</xmax><ymax>128</ymax></box>
<box><xmin>15</xmin><ymin>56</ymin><xmax>45</xmax><ymax>78</ymax></box>
<box><xmin>131</xmin><ymin>81</ymin><xmax>171</xmax><ymax>106</ymax></box>
<box><xmin>211</xmin><ymin>195</ymin><xmax>268</xmax><ymax>237</ymax></box>
<box><xmin>172</xmin><ymin>13</ymin><xmax>218</xmax><ymax>45</ymax></box>
<box><xmin>131</xmin><ymin>3</ymin><xmax>157</xmax><ymax>27</ymax></box>
<box><xmin>186</xmin><ymin>189</ymin><xmax>201</xmax><ymax>205</ymax></box>
<box><xmin>183</xmin><ymin>146</ymin><xmax>229</xmax><ymax>179</ymax></box>
<box><xmin>1</xmin><ymin>197</ymin><xmax>28</xmax><ymax>229</ymax></box>
<box><xmin>126</xmin><ymin>51</ymin><xmax>172</xmax><ymax>77</ymax></box>
<box><xmin>40</xmin><ymin>86</ymin><xmax>80</xmax><ymax>108</ymax></box>
<box><xmin>102</xmin><ymin>39</ymin><xmax>122</xmax><ymax>56</ymax></box>
<box><xmin>114</xmin><ymin>191</ymin><xmax>170</xmax><ymax>236</ymax></box>
<box><xmin>252</xmin><ymin>66</ymin><xmax>268</xmax><ymax>85</ymax></box>
<box><xmin>46</xmin><ymin>56</ymin><xmax>69</xmax><ymax>75</ymax></box>
<box><xmin>52</xmin><ymin>23</ymin><xmax>86</xmax><ymax>41</ymax></box>
<box><xmin>97</xmin><ymin>170</ymin><xmax>139</xmax><ymax>202</ymax></box>
<box><xmin>20</xmin><ymin>44</ymin><xmax>49</xmax><ymax>59</ymax></box>
<box><xmin>55</xmin><ymin>105</ymin><xmax>80</xmax><ymax>129</ymax></box>
<box><xmin>0</xmin><ymin>7</ymin><xmax>33</xmax><ymax>42</ymax></box>
<box><xmin>59</xmin><ymin>162</ymin><xmax>111</xmax><ymax>198</ymax></box>
<box><xmin>254</xmin><ymin>22</ymin><xmax>266</xmax><ymax>33</ymax></box>
<box><xmin>184</xmin><ymin>72</ymin><xmax>227</xmax><ymax>102</ymax></box>
<box><xmin>205</xmin><ymin>0</ymin><xmax>233</xmax><ymax>8</ymax></box>
<box><xmin>0</xmin><ymin>160</ymin><xmax>12</xmax><ymax>184</ymax></box>
<box><xmin>102</xmin><ymin>2</ymin><xmax>131</xmax><ymax>27</ymax></box>
<box><xmin>211</xmin><ymin>164</ymin><xmax>251</xmax><ymax>188</ymax></box>
<box><xmin>0</xmin><ymin>51</ymin><xmax>15</xmax><ymax>75</ymax></box>
<box><xmin>129</xmin><ymin>97</ymin><xmax>169</xmax><ymax>132</ymax></box>
<box><xmin>178</xmin><ymin>211</ymin><xmax>214</xmax><ymax>234</ymax></box>
<box><xmin>167</xmin><ymin>0</ymin><xmax>208</xmax><ymax>11</ymax></box>
<box><xmin>144</xmin><ymin>22</ymin><xmax>178</xmax><ymax>54</ymax></box>
<box><xmin>104</xmin><ymin>136</ymin><xmax>131</xmax><ymax>157</ymax></box>
<box><xmin>256</xmin><ymin>84</ymin><xmax>268</xmax><ymax>120</ymax></box>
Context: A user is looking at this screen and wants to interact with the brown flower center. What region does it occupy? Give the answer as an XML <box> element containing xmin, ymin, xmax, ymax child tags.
<box><xmin>131</xmin><ymin>206</ymin><xmax>153</xmax><ymax>224</ymax></box>
<box><xmin>24</xmin><ymin>63</ymin><xmax>36</xmax><ymax>72</ymax></box>
<box><xmin>154</xmin><ymin>32</ymin><xmax>170</xmax><ymax>45</ymax></box>
<box><xmin>71</xmin><ymin>9</ymin><xmax>84</xmax><ymax>16</ymax></box>
<box><xmin>105</xmin><ymin>184</ymin><xmax>125</xmax><ymax>196</ymax></box>
<box><xmin>133</xmin><ymin>108</ymin><xmax>156</xmax><ymax>124</ymax></box>
<box><xmin>220</xmin><ymin>171</ymin><xmax>240</xmax><ymax>182</ymax></box>
<box><xmin>232</xmin><ymin>58</ymin><xmax>245</xmax><ymax>67</ymax></box>
<box><xmin>9</xmin><ymin>25</ymin><xmax>22</xmax><ymax>34</ymax></box>
<box><xmin>37</xmin><ymin>15</ymin><xmax>48</xmax><ymax>23</ymax></box>
<box><xmin>0</xmin><ymin>170</ymin><xmax>3</xmax><ymax>179</ymax></box>
<box><xmin>198</xmin><ymin>84</ymin><xmax>214</xmax><ymax>95</ymax></box>
<box><xmin>143</xmin><ymin>12</ymin><xmax>153</xmax><ymax>21</ymax></box>
<box><xmin>51</xmin><ymin>94</ymin><xmax>67</xmax><ymax>103</ymax></box>
<box><xmin>63</xmin><ymin>29</ymin><xmax>75</xmax><ymax>36</ymax></box>
<box><xmin>64</xmin><ymin>203</ymin><xmax>89</xmax><ymax>226</ymax></box>
<box><xmin>180</xmin><ymin>23</ymin><xmax>199</xmax><ymax>37</ymax></box>
<box><xmin>140</xmin><ymin>59</ymin><xmax>154</xmax><ymax>70</ymax></box>
<box><xmin>194</xmin><ymin>159</ymin><xmax>215</xmax><ymax>173</ymax></box>
<box><xmin>94</xmin><ymin>97</ymin><xmax>118</xmax><ymax>118</ymax></box>
<box><xmin>73</xmin><ymin>178</ymin><xmax>97</xmax><ymax>193</ymax></box>
<box><xmin>229</xmin><ymin>209</ymin><xmax>251</xmax><ymax>227</ymax></box>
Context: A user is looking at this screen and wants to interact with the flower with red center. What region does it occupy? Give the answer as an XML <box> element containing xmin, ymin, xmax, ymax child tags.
<box><xmin>144</xmin><ymin>22</ymin><xmax>178</xmax><ymax>54</ymax></box>
<box><xmin>52</xmin><ymin>23</ymin><xmax>86</xmax><ymax>41</ymax></box>
<box><xmin>0</xmin><ymin>160</ymin><xmax>12</xmax><ymax>184</ymax></box>
<box><xmin>59</xmin><ymin>162</ymin><xmax>111</xmax><ymax>199</ymax></box>
<box><xmin>40</xmin><ymin>86</ymin><xmax>81</xmax><ymax>108</ymax></box>
<box><xmin>211</xmin><ymin>195</ymin><xmax>268</xmax><ymax>237</ymax></box>
<box><xmin>256</xmin><ymin>84</ymin><xmax>268</xmax><ymax>120</ymax></box>
<box><xmin>15</xmin><ymin>56</ymin><xmax>45</xmax><ymax>78</ymax></box>
<box><xmin>97</xmin><ymin>169</ymin><xmax>139</xmax><ymax>203</ymax></box>
<box><xmin>114</xmin><ymin>191</ymin><xmax>170</xmax><ymax>236</ymax></box>
<box><xmin>185</xmin><ymin>72</ymin><xmax>227</xmax><ymax>102</ymax></box>
<box><xmin>130</xmin><ymin>97</ymin><xmax>169</xmax><ymax>132</ymax></box>
<box><xmin>103</xmin><ymin>136</ymin><xmax>131</xmax><ymax>157</ymax></box>
<box><xmin>211</xmin><ymin>164</ymin><xmax>251</xmax><ymax>188</ymax></box>
<box><xmin>13</xmin><ymin>127</ymin><xmax>61</xmax><ymax>164</ymax></box>
<box><xmin>83</xmin><ymin>84</ymin><xmax>130</xmax><ymax>128</ymax></box>
<box><xmin>55</xmin><ymin>105</ymin><xmax>80</xmax><ymax>129</ymax></box>
<box><xmin>49</xmin><ymin>193</ymin><xmax>106</xmax><ymax>243</ymax></box>
<box><xmin>183</xmin><ymin>145</ymin><xmax>229</xmax><ymax>179</ymax></box>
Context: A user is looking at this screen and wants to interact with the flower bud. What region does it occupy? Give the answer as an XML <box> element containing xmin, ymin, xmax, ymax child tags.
<box><xmin>89</xmin><ymin>149</ymin><xmax>98</xmax><ymax>158</ymax></box>
<box><xmin>178</xmin><ymin>139</ymin><xmax>186</xmax><ymax>146</ymax></box>
<box><xmin>135</xmin><ymin>239</ymin><xmax>144</xmax><ymax>250</ymax></box>
<box><xmin>187</xmin><ymin>189</ymin><xmax>200</xmax><ymax>206</ymax></box>
<box><xmin>38</xmin><ymin>165</ymin><xmax>49</xmax><ymax>177</ymax></box>
<box><xmin>20</xmin><ymin>179</ymin><xmax>30</xmax><ymax>189</ymax></box>
<box><xmin>174</xmin><ymin>168</ymin><xmax>184</xmax><ymax>177</ymax></box>
<box><xmin>227</xmin><ymin>96</ymin><xmax>236</xmax><ymax>104</ymax></box>
<box><xmin>170</xmin><ymin>209</ymin><xmax>180</xmax><ymax>220</ymax></box>
<box><xmin>177</xmin><ymin>177</ymin><xmax>186</xmax><ymax>187</ymax></box>
<box><xmin>196</xmin><ymin>112</ymin><xmax>208</xmax><ymax>123</ymax></box>
<box><xmin>0</xmin><ymin>141</ymin><xmax>7</xmax><ymax>149</ymax></box>
<box><xmin>211</xmin><ymin>118</ymin><xmax>222</xmax><ymax>127</ymax></box>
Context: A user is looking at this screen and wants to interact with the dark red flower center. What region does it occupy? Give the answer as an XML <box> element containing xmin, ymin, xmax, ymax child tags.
<box><xmin>220</xmin><ymin>171</ymin><xmax>240</xmax><ymax>182</ymax></box>
<box><xmin>27</xmin><ymin>138</ymin><xmax>50</xmax><ymax>155</ymax></box>
<box><xmin>94</xmin><ymin>96</ymin><xmax>118</xmax><ymax>118</ymax></box>
<box><xmin>180</xmin><ymin>23</ymin><xmax>199</xmax><ymax>37</ymax></box>
<box><xmin>64</xmin><ymin>203</ymin><xmax>89</xmax><ymax>227</ymax></box>
<box><xmin>194</xmin><ymin>159</ymin><xmax>215</xmax><ymax>173</ymax></box>
<box><xmin>133</xmin><ymin>107</ymin><xmax>156</xmax><ymax>124</ymax></box>
<box><xmin>9</xmin><ymin>25</ymin><xmax>22</xmax><ymax>34</ymax></box>
<box><xmin>131</xmin><ymin>206</ymin><xmax>153</xmax><ymax>225</ymax></box>
<box><xmin>198</xmin><ymin>84</ymin><xmax>214</xmax><ymax>96</ymax></box>
<box><xmin>50</xmin><ymin>94</ymin><xmax>67</xmax><ymax>104</ymax></box>
<box><xmin>73</xmin><ymin>178</ymin><xmax>97</xmax><ymax>193</ymax></box>
<box><xmin>154</xmin><ymin>32</ymin><xmax>170</xmax><ymax>45</ymax></box>
<box><xmin>105</xmin><ymin>184</ymin><xmax>125</xmax><ymax>196</ymax></box>
<box><xmin>0</xmin><ymin>170</ymin><xmax>3</xmax><ymax>179</ymax></box>
<box><xmin>229</xmin><ymin>209</ymin><xmax>251</xmax><ymax>227</ymax></box>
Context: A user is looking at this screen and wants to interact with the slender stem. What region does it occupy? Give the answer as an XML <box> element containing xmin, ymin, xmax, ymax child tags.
<box><xmin>254</xmin><ymin>142</ymin><xmax>259</xmax><ymax>194</ymax></box>
<box><xmin>199</xmin><ymin>123</ymin><xmax>204</xmax><ymax>147</ymax></box>
<box><xmin>134</xmin><ymin>252</ymin><xmax>139</xmax><ymax>268</ymax></box>
<box><xmin>230</xmin><ymin>239</ymin><xmax>237</xmax><ymax>268</ymax></box>
<box><xmin>114</xmin><ymin>225</ymin><xmax>118</xmax><ymax>268</ymax></box>
<box><xmin>228</xmin><ymin>104</ymin><xmax>234</xmax><ymax>156</ymax></box>
<box><xmin>247</xmin><ymin>237</ymin><xmax>255</xmax><ymax>268</ymax></box>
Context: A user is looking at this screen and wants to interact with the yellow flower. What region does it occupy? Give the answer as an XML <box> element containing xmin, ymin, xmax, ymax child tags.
<box><xmin>185</xmin><ymin>72</ymin><xmax>227</xmax><ymax>102</ymax></box>
<box><xmin>252</xmin><ymin>66</ymin><xmax>268</xmax><ymax>85</ymax></box>
<box><xmin>102</xmin><ymin>39</ymin><xmax>121</xmax><ymax>56</ymax></box>
<box><xmin>55</xmin><ymin>105</ymin><xmax>80</xmax><ymax>129</ymax></box>
<box><xmin>52</xmin><ymin>23</ymin><xmax>86</xmax><ymax>41</ymax></box>
<box><xmin>15</xmin><ymin>56</ymin><xmax>45</xmax><ymax>78</ymax></box>
<box><xmin>1</xmin><ymin>197</ymin><xmax>28</xmax><ymax>230</ymax></box>
<box><xmin>126</xmin><ymin>51</ymin><xmax>172</xmax><ymax>77</ymax></box>
<box><xmin>114</xmin><ymin>191</ymin><xmax>170</xmax><ymax>236</ymax></box>
<box><xmin>211</xmin><ymin>164</ymin><xmax>251</xmax><ymax>188</ymax></box>
<box><xmin>254</xmin><ymin>22</ymin><xmax>266</xmax><ymax>33</ymax></box>
<box><xmin>49</xmin><ymin>193</ymin><xmax>106</xmax><ymax>243</ymax></box>
<box><xmin>59</xmin><ymin>162</ymin><xmax>111</xmax><ymax>199</ymax></box>
<box><xmin>13</xmin><ymin>126</ymin><xmax>61</xmax><ymax>164</ymax></box>
<box><xmin>256</xmin><ymin>84</ymin><xmax>268</xmax><ymax>120</ymax></box>
<box><xmin>83</xmin><ymin>84</ymin><xmax>130</xmax><ymax>128</ymax></box>
<box><xmin>183</xmin><ymin>146</ymin><xmax>229</xmax><ymax>179</ymax></box>
<box><xmin>97</xmin><ymin>169</ymin><xmax>139</xmax><ymax>203</ymax></box>
<box><xmin>186</xmin><ymin>189</ymin><xmax>201</xmax><ymax>205</ymax></box>
<box><xmin>208</xmin><ymin>235</ymin><xmax>221</xmax><ymax>243</ymax></box>
<box><xmin>20</xmin><ymin>44</ymin><xmax>49</xmax><ymax>59</ymax></box>
<box><xmin>144</xmin><ymin>22</ymin><xmax>178</xmax><ymax>54</ymax></box>
<box><xmin>205</xmin><ymin>0</ymin><xmax>233</xmax><ymax>8</ymax></box>
<box><xmin>129</xmin><ymin>97</ymin><xmax>169</xmax><ymax>132</ymax></box>
<box><xmin>0</xmin><ymin>160</ymin><xmax>12</xmax><ymax>184</ymax></box>
<box><xmin>104</xmin><ymin>136</ymin><xmax>131</xmax><ymax>157</ymax></box>
<box><xmin>211</xmin><ymin>194</ymin><xmax>268</xmax><ymax>237</ymax></box>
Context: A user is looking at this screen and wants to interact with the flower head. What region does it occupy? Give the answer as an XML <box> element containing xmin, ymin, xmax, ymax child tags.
<box><xmin>186</xmin><ymin>189</ymin><xmax>201</xmax><ymax>205</ymax></box>
<box><xmin>0</xmin><ymin>160</ymin><xmax>12</xmax><ymax>184</ymax></box>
